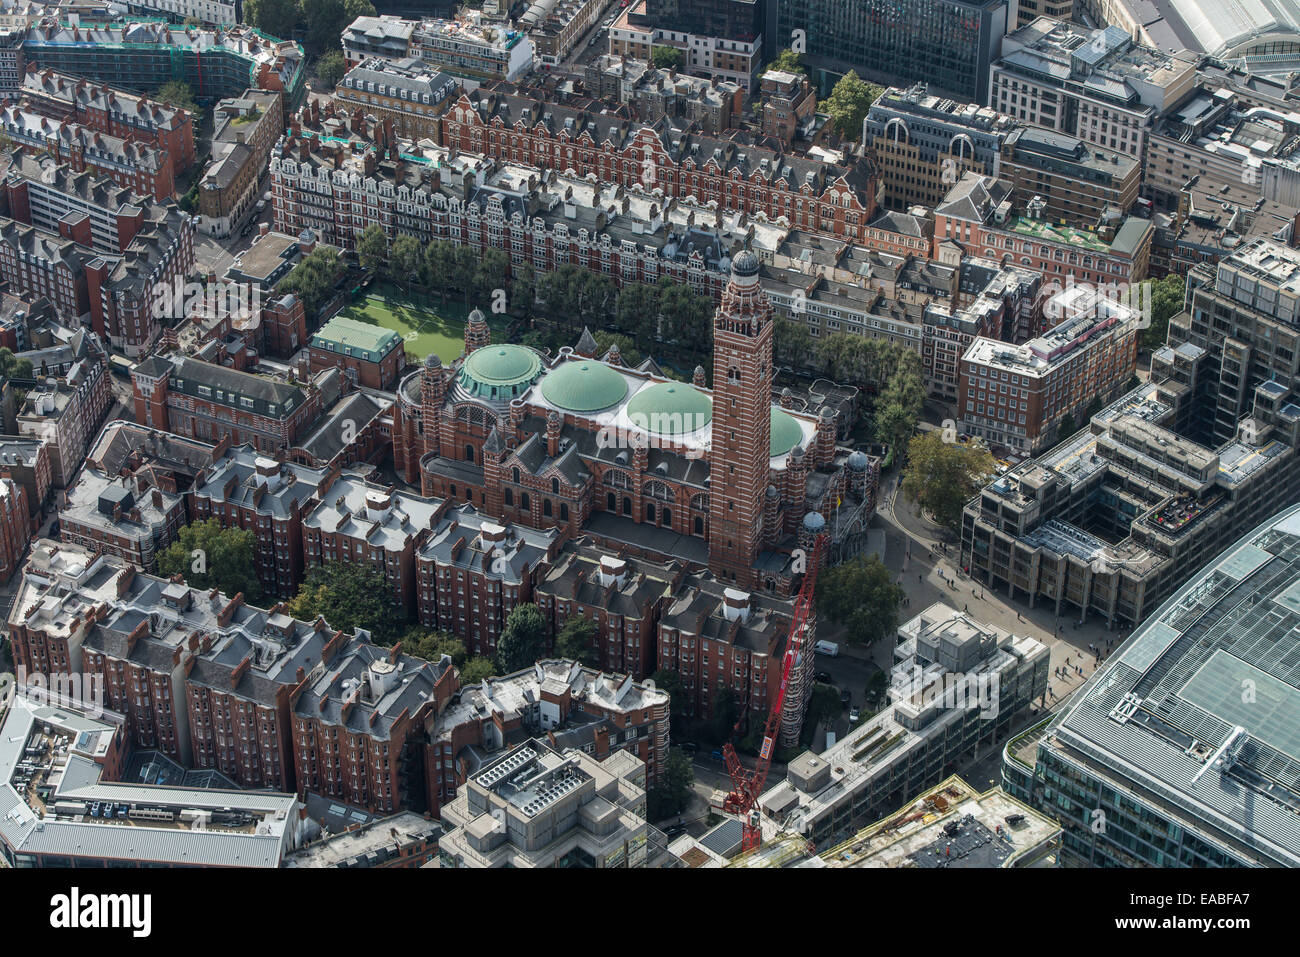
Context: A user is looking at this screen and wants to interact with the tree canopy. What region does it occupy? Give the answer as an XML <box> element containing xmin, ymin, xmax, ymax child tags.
<box><xmin>647</xmin><ymin>746</ymin><xmax>694</xmax><ymax>820</ymax></box>
<box><xmin>651</xmin><ymin>46</ymin><xmax>685</xmax><ymax>70</ymax></box>
<box><xmin>288</xmin><ymin>561</ymin><xmax>403</xmax><ymax>644</ymax></box>
<box><xmin>554</xmin><ymin>615</ymin><xmax>600</xmax><ymax>668</ymax></box>
<box><xmin>356</xmin><ymin>224</ymin><xmax>388</xmax><ymax>274</ymax></box>
<box><xmin>314</xmin><ymin>49</ymin><xmax>349</xmax><ymax>88</ymax></box>
<box><xmin>0</xmin><ymin>347</ymin><xmax>33</xmax><ymax>382</ymax></box>
<box><xmin>900</xmin><ymin>431</ymin><xmax>996</xmax><ymax>534</ymax></box>
<box><xmin>825</xmin><ymin>71</ymin><xmax>882</xmax><ymax>141</ymax></box>
<box><xmin>495</xmin><ymin>603</ymin><xmax>548</xmax><ymax>674</ymax></box>
<box><xmin>155</xmin><ymin>81</ymin><xmax>198</xmax><ymax>113</ymax></box>
<box><xmin>768</xmin><ymin>48</ymin><xmax>805</xmax><ymax>74</ymax></box>
<box><xmin>156</xmin><ymin>519</ymin><xmax>262</xmax><ymax>603</ymax></box>
<box><xmin>1139</xmin><ymin>272</ymin><xmax>1185</xmax><ymax>351</ymax></box>
<box><xmin>276</xmin><ymin>245</ymin><xmax>344</xmax><ymax>316</ymax></box>
<box><xmin>816</xmin><ymin>554</ymin><xmax>903</xmax><ymax>647</ymax></box>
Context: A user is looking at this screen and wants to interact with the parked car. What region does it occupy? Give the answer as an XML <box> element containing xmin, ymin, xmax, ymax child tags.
<box><xmin>815</xmin><ymin>671</ymin><xmax>832</xmax><ymax>683</ymax></box>
<box><xmin>663</xmin><ymin>823</ymin><xmax>688</xmax><ymax>837</ymax></box>
<box><xmin>840</xmin><ymin>689</ymin><xmax>852</xmax><ymax>707</ymax></box>
<box><xmin>679</xmin><ymin>742</ymin><xmax>698</xmax><ymax>755</ymax></box>
<box><xmin>848</xmin><ymin>706</ymin><xmax>861</xmax><ymax>723</ymax></box>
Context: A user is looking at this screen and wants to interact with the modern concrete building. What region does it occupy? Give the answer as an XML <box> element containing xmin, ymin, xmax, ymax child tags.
<box><xmin>813</xmin><ymin>775</ymin><xmax>1060</xmax><ymax>867</ymax></box>
<box><xmin>437</xmin><ymin>738</ymin><xmax>653</xmax><ymax>867</ymax></box>
<box><xmin>0</xmin><ymin>692</ymin><xmax>310</xmax><ymax>868</ymax></box>
<box><xmin>757</xmin><ymin>603</ymin><xmax>1048</xmax><ymax>848</ymax></box>
<box><xmin>990</xmin><ymin>18</ymin><xmax>1198</xmax><ymax>161</ymax></box>
<box><xmin>425</xmin><ymin>658</ymin><xmax>670</xmax><ymax>815</ymax></box>
<box><xmin>1005</xmin><ymin>503</ymin><xmax>1300</xmax><ymax>866</ymax></box>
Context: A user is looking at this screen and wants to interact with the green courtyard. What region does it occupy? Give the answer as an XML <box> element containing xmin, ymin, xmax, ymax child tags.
<box><xmin>338</xmin><ymin>283</ymin><xmax>510</xmax><ymax>362</ymax></box>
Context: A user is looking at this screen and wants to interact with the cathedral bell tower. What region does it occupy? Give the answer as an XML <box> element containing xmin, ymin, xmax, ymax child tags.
<box><xmin>708</xmin><ymin>250</ymin><xmax>774</xmax><ymax>587</ymax></box>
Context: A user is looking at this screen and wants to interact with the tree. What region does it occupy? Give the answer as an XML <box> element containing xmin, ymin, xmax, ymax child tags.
<box><xmin>824</xmin><ymin>70</ymin><xmax>882</xmax><ymax>141</ymax></box>
<box><xmin>651</xmin><ymin>45</ymin><xmax>684</xmax><ymax>70</ymax></box>
<box><xmin>356</xmin><ymin>224</ymin><xmax>388</xmax><ymax>274</ymax></box>
<box><xmin>156</xmin><ymin>519</ymin><xmax>262</xmax><ymax>603</ymax></box>
<box><xmin>1139</xmin><ymin>272</ymin><xmax>1185</xmax><ymax>351</ymax></box>
<box><xmin>244</xmin><ymin>0</ymin><xmax>301</xmax><ymax>41</ymax></box>
<box><xmin>301</xmin><ymin>0</ymin><xmax>372</xmax><ymax>54</ymax></box>
<box><xmin>875</xmin><ymin>364</ymin><xmax>925</xmax><ymax>450</ymax></box>
<box><xmin>509</xmin><ymin>263</ymin><xmax>536</xmax><ymax>319</ymax></box>
<box><xmin>277</xmin><ymin>245</ymin><xmax>343</xmax><ymax>315</ymax></box>
<box><xmin>473</xmin><ymin>247</ymin><xmax>511</xmax><ymax>307</ymax></box>
<box><xmin>592</xmin><ymin>331</ymin><xmax>641</xmax><ymax>367</ymax></box>
<box><xmin>554</xmin><ymin>615</ymin><xmax>599</xmax><ymax>667</ymax></box>
<box><xmin>816</xmin><ymin>554</ymin><xmax>903</xmax><ymax>647</ymax></box>
<box><xmin>495</xmin><ymin>603</ymin><xmax>548</xmax><ymax>674</ymax></box>
<box><xmin>658</xmin><ymin>283</ymin><xmax>711</xmax><ymax>356</ymax></box>
<box><xmin>614</xmin><ymin>282</ymin><xmax>659</xmax><ymax>347</ymax></box>
<box><xmin>288</xmin><ymin>562</ymin><xmax>403</xmax><ymax>643</ymax></box>
<box><xmin>155</xmin><ymin>81</ymin><xmax>198</xmax><ymax>113</ymax></box>
<box><xmin>538</xmin><ymin>265</ymin><xmax>586</xmax><ymax>333</ymax></box>
<box><xmin>768</xmin><ymin>48</ymin><xmax>805</xmax><ymax>74</ymax></box>
<box><xmin>0</xmin><ymin>347</ymin><xmax>33</xmax><ymax>382</ymax></box>
<box><xmin>773</xmin><ymin>316</ymin><xmax>813</xmax><ymax>371</ymax></box>
<box><xmin>900</xmin><ymin>431</ymin><xmax>996</xmax><ymax>534</ymax></box>
<box><xmin>647</xmin><ymin>746</ymin><xmax>694</xmax><ymax>820</ymax></box>
<box><xmin>399</xmin><ymin>625</ymin><xmax>467</xmax><ymax>665</ymax></box>
<box><xmin>460</xmin><ymin>656</ymin><xmax>496</xmax><ymax>684</ymax></box>
<box><xmin>390</xmin><ymin>234</ymin><xmax>423</xmax><ymax>290</ymax></box>
<box><xmin>315</xmin><ymin>50</ymin><xmax>349</xmax><ymax>88</ymax></box>
<box><xmin>422</xmin><ymin>240</ymin><xmax>457</xmax><ymax>303</ymax></box>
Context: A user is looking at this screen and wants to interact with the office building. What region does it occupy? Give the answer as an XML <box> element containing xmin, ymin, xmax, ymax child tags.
<box><xmin>990</xmin><ymin>18</ymin><xmax>1197</xmax><ymax>160</ymax></box>
<box><xmin>1005</xmin><ymin>503</ymin><xmax>1300</xmax><ymax>866</ymax></box>
<box><xmin>758</xmin><ymin>603</ymin><xmax>1048</xmax><ymax>848</ymax></box>
<box><xmin>864</xmin><ymin>83</ymin><xmax>1016</xmax><ymax>212</ymax></box>
<box><xmin>0</xmin><ymin>692</ymin><xmax>309</xmax><ymax>868</ymax></box>
<box><xmin>615</xmin><ymin>0</ymin><xmax>763</xmax><ymax>91</ymax></box>
<box><xmin>437</xmin><ymin>738</ymin><xmax>653</xmax><ymax>867</ymax></box>
<box><xmin>959</xmin><ymin>281</ymin><xmax>1140</xmax><ymax>454</ymax></box>
<box><xmin>768</xmin><ymin>0</ymin><xmax>1009</xmax><ymax>103</ymax></box>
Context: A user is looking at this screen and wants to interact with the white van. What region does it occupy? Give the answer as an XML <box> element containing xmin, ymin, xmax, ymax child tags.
<box><xmin>814</xmin><ymin>640</ymin><xmax>840</xmax><ymax>657</ymax></box>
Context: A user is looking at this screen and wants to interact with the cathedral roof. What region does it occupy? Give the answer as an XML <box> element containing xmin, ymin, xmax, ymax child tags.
<box><xmin>539</xmin><ymin>359</ymin><xmax>629</xmax><ymax>412</ymax></box>
<box><xmin>456</xmin><ymin>344</ymin><xmax>543</xmax><ymax>401</ymax></box>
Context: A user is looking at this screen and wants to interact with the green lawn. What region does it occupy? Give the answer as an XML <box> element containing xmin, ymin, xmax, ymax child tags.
<box><xmin>338</xmin><ymin>284</ymin><xmax>508</xmax><ymax>361</ymax></box>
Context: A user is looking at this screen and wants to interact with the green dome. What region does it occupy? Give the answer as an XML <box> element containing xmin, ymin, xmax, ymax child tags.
<box><xmin>540</xmin><ymin>360</ymin><xmax>629</xmax><ymax>412</ymax></box>
<box><xmin>770</xmin><ymin>409</ymin><xmax>804</xmax><ymax>457</ymax></box>
<box><xmin>457</xmin><ymin>345</ymin><xmax>543</xmax><ymax>401</ymax></box>
<box><xmin>626</xmin><ymin>382</ymin><xmax>712</xmax><ymax>436</ymax></box>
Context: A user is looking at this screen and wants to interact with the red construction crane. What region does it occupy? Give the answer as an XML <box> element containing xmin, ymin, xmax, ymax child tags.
<box><xmin>721</xmin><ymin>534</ymin><xmax>826</xmax><ymax>853</ymax></box>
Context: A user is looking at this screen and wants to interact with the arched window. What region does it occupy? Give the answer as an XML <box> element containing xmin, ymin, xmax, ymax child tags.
<box><xmin>623</xmin><ymin>496</ymin><xmax>632</xmax><ymax>515</ymax></box>
<box><xmin>505</xmin><ymin>488</ymin><xmax>514</xmax><ymax>506</ymax></box>
<box><xmin>643</xmin><ymin>480</ymin><xmax>674</xmax><ymax>501</ymax></box>
<box><xmin>607</xmin><ymin>491</ymin><xmax>616</xmax><ymax>511</ymax></box>
<box><xmin>691</xmin><ymin>493</ymin><xmax>709</xmax><ymax>511</ymax></box>
<box><xmin>512</xmin><ymin>467</ymin><xmax>521</xmax><ymax>483</ymax></box>
<box><xmin>645</xmin><ymin>502</ymin><xmax>655</xmax><ymax>521</ymax></box>
<box><xmin>449</xmin><ymin>484</ymin><xmax>457</xmax><ymax>498</ymax></box>
<box><xmin>465</xmin><ymin>444</ymin><xmax>475</xmax><ymax>463</ymax></box>
<box><xmin>551</xmin><ymin>477</ymin><xmax>560</xmax><ymax>494</ymax></box>
<box><xmin>603</xmin><ymin>469</ymin><xmax>631</xmax><ymax>489</ymax></box>
<box><xmin>694</xmin><ymin>515</ymin><xmax>704</xmax><ymax>535</ymax></box>
<box><xmin>521</xmin><ymin>493</ymin><xmax>531</xmax><ymax>511</ymax></box>
<box><xmin>560</xmin><ymin>503</ymin><xmax>569</xmax><ymax>521</ymax></box>
<box><xmin>544</xmin><ymin>499</ymin><xmax>553</xmax><ymax>517</ymax></box>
